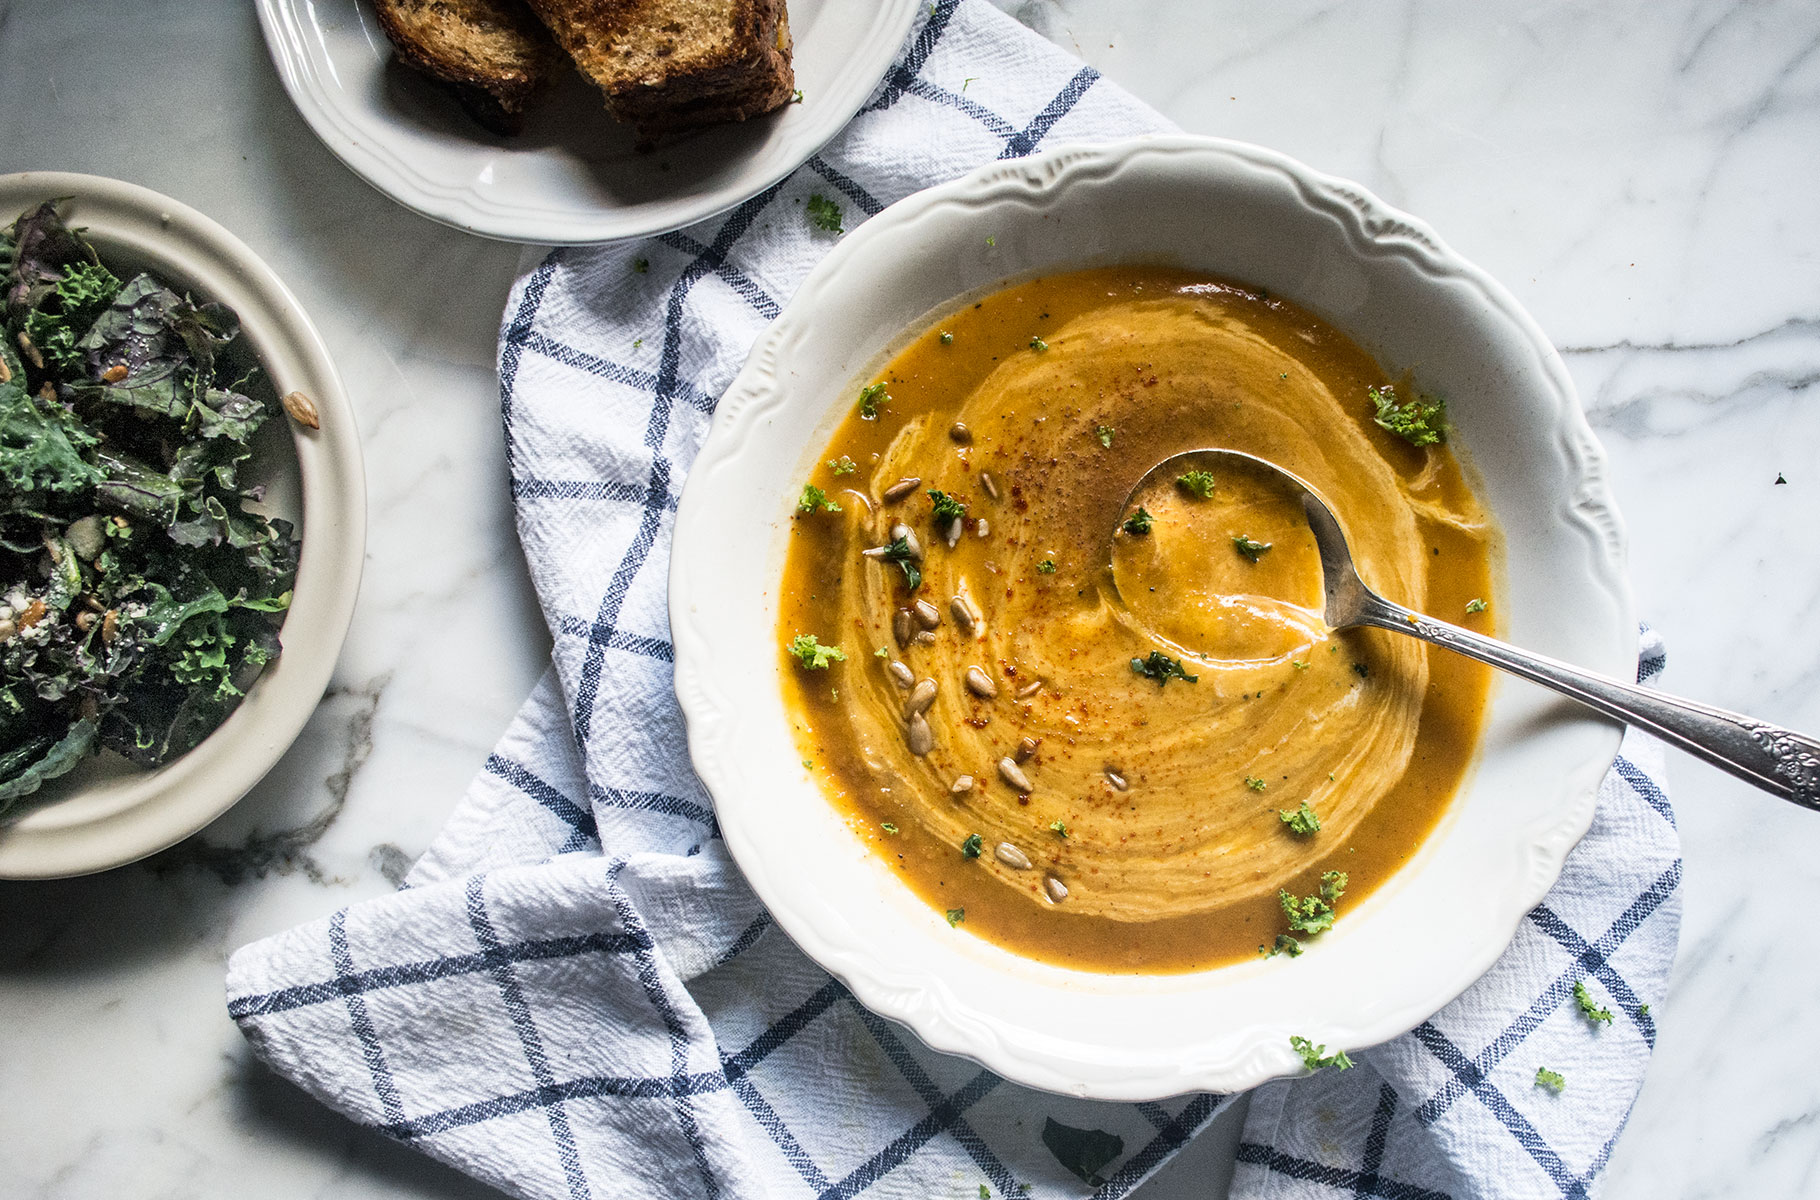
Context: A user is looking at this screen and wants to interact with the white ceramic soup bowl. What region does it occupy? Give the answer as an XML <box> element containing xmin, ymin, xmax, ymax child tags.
<box><xmin>670</xmin><ymin>136</ymin><xmax>1632</xmax><ymax>1099</ymax></box>
<box><xmin>0</xmin><ymin>172</ymin><xmax>365</xmax><ymax>879</ymax></box>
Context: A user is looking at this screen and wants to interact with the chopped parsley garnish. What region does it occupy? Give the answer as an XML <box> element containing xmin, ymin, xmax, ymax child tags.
<box><xmin>961</xmin><ymin>833</ymin><xmax>983</xmax><ymax>858</ymax></box>
<box><xmin>806</xmin><ymin>193</ymin><xmax>844</xmax><ymax>234</ymax></box>
<box><xmin>1049</xmin><ymin>820</ymin><xmax>1069</xmax><ymax>837</ymax></box>
<box><xmin>1465</xmin><ymin>598</ymin><xmax>1488</xmax><ymax>614</ymax></box>
<box><xmin>632</xmin><ymin>257</ymin><xmax>649</xmax><ymax>274</ymax></box>
<box><xmin>881</xmin><ymin>822</ymin><xmax>899</xmax><ymax>834</ymax></box>
<box><xmin>1369</xmin><ymin>384</ymin><xmax>1447</xmax><ymax>447</ymax></box>
<box><xmin>928</xmin><ymin>489</ymin><xmax>967</xmax><ymax>522</ymax></box>
<box><xmin>1279</xmin><ymin>801</ymin><xmax>1321</xmax><ymax>835</ymax></box>
<box><xmin>1278</xmin><ymin>871</ymin><xmax>1348</xmax><ymax>944</ymax></box>
<box><xmin>1130</xmin><ymin>650</ymin><xmax>1198</xmax><ymax>686</ymax></box>
<box><xmin>1292</xmin><ymin>660</ymin><xmax>1310</xmax><ymax>670</ymax></box>
<box><xmin>1233</xmin><ymin>534</ymin><xmax>1272</xmax><ymax>562</ymax></box>
<box><xmin>787</xmin><ymin>634</ymin><xmax>846</xmax><ymax>669</ymax></box>
<box><xmin>856</xmin><ymin>381</ymin><xmax>889</xmax><ymax>419</ymax></box>
<box><xmin>980</xmin><ymin>1187</ymin><xmax>990</xmax><ymax>1200</ymax></box>
<box><xmin>1176</xmin><ymin>469</ymin><xmax>1216</xmax><ymax>498</ymax></box>
<box><xmin>1535</xmin><ymin>1067</ymin><xmax>1566</xmax><ymax>1094</ymax></box>
<box><xmin>1573</xmin><ymin>980</ymin><xmax>1614</xmax><ymax>1025</ymax></box>
<box><xmin>828</xmin><ymin>456</ymin><xmax>857</xmax><ymax>475</ymax></box>
<box><xmin>1638</xmin><ymin>1003</ymin><xmax>1651</xmax><ymax>1017</ymax></box>
<box><xmin>1245</xmin><ymin>775</ymin><xmax>1267</xmax><ymax>792</ymax></box>
<box><xmin>1037</xmin><ymin>559</ymin><xmax>1057</xmax><ymax>574</ymax></box>
<box><xmin>790</xmin><ymin>88</ymin><xmax>804</xmax><ymax>104</ymax></box>
<box><xmin>1029</xmin><ymin>335</ymin><xmax>1048</xmax><ymax>352</ymax></box>
<box><xmin>873</xmin><ymin>647</ymin><xmax>889</xmax><ymax>658</ymax></box>
<box><xmin>940</xmin><ymin>331</ymin><xmax>954</xmax><ymax>345</ymax></box>
<box><xmin>1289</xmin><ymin>1036</ymin><xmax>1354</xmax><ymax>1072</ymax></box>
<box><xmin>877</xmin><ymin>536</ymin><xmax>922</xmax><ymax>591</ymax></box>
<box><xmin>797</xmin><ymin>484</ymin><xmax>841</xmax><ymax>514</ymax></box>
<box><xmin>1263</xmin><ymin>934</ymin><xmax>1304</xmax><ymax>958</ymax></box>
<box><xmin>1121</xmin><ymin>506</ymin><xmax>1154</xmax><ymax>536</ymax></box>
<box><xmin>985</xmin><ymin>235</ymin><xmax>995</xmax><ymax>247</ymax></box>
<box><xmin>1095</xmin><ymin>424</ymin><xmax>1115</xmax><ymax>448</ymax></box>
<box><xmin>946</xmin><ymin>907</ymin><xmax>966</xmax><ymax>926</ymax></box>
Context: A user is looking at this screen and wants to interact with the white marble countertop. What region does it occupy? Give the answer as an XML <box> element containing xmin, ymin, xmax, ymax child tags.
<box><xmin>2</xmin><ymin>1</ymin><xmax>1817</xmax><ymax>1196</ymax></box>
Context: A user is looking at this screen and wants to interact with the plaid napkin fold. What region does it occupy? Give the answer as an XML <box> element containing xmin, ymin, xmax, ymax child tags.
<box><xmin>226</xmin><ymin>3</ymin><xmax>1682</xmax><ymax>1198</ymax></box>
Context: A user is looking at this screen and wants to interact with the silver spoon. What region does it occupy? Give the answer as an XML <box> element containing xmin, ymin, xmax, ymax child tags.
<box><xmin>1116</xmin><ymin>448</ymin><xmax>1820</xmax><ymax>810</ymax></box>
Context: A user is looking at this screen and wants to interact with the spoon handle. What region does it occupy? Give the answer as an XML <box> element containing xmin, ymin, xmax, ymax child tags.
<box><xmin>1356</xmin><ymin>597</ymin><xmax>1820</xmax><ymax>810</ymax></box>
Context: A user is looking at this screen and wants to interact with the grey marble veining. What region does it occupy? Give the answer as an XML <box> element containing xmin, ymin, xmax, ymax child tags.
<box><xmin>2</xmin><ymin>0</ymin><xmax>1818</xmax><ymax>1196</ymax></box>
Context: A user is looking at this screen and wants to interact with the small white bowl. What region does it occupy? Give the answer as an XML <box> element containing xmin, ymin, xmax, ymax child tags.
<box><xmin>671</xmin><ymin>137</ymin><xmax>1636</xmax><ymax>1100</ymax></box>
<box><xmin>0</xmin><ymin>172</ymin><xmax>365</xmax><ymax>880</ymax></box>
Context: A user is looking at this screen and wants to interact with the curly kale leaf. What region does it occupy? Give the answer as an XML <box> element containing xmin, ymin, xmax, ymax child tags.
<box><xmin>0</xmin><ymin>717</ymin><xmax>98</xmax><ymax>811</ymax></box>
<box><xmin>0</xmin><ymin>380</ymin><xmax>101</xmax><ymax>496</ymax></box>
<box><xmin>22</xmin><ymin>261</ymin><xmax>120</xmax><ymax>375</ymax></box>
<box><xmin>4</xmin><ymin>200</ymin><xmax>95</xmax><ymax>317</ymax></box>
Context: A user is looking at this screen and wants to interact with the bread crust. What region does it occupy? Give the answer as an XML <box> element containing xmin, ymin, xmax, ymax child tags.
<box><xmin>373</xmin><ymin>0</ymin><xmax>559</xmax><ymax>134</ymax></box>
<box><xmin>523</xmin><ymin>0</ymin><xmax>795</xmax><ymax>141</ymax></box>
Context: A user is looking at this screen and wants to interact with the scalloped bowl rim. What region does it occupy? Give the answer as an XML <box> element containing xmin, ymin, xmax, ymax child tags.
<box><xmin>0</xmin><ymin>171</ymin><xmax>365</xmax><ymax>879</ymax></box>
<box><xmin>670</xmin><ymin>135</ymin><xmax>1634</xmax><ymax>1098</ymax></box>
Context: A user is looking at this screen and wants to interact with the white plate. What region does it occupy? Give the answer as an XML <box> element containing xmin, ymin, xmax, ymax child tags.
<box><xmin>256</xmin><ymin>0</ymin><xmax>924</xmax><ymax>244</ymax></box>
<box><xmin>0</xmin><ymin>172</ymin><xmax>366</xmax><ymax>879</ymax></box>
<box><xmin>670</xmin><ymin>136</ymin><xmax>1636</xmax><ymax>1099</ymax></box>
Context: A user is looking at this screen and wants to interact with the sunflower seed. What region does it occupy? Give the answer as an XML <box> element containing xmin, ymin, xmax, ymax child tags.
<box><xmin>281</xmin><ymin>390</ymin><xmax>321</xmax><ymax>430</ymax></box>
<box><xmin>950</xmin><ymin>595</ymin><xmax>978</xmax><ymax>636</ymax></box>
<box><xmin>913</xmin><ymin>599</ymin><xmax>942</xmax><ymax>629</ymax></box>
<box><xmin>1015</xmin><ymin>736</ymin><xmax>1039</xmax><ymax>763</ymax></box>
<box><xmin>980</xmin><ymin>471</ymin><xmax>1000</xmax><ymax>501</ymax></box>
<box><xmin>906</xmin><ymin>713</ymin><xmax>934</xmax><ymax>756</ymax></box>
<box><xmin>893</xmin><ymin>608</ymin><xmax>914</xmax><ymax>647</ymax></box>
<box><xmin>950</xmin><ymin>775</ymin><xmax>975</xmax><ymax>796</ymax></box>
<box><xmin>1104</xmin><ymin>767</ymin><xmax>1128</xmax><ymax>791</ymax></box>
<box><xmin>997</xmin><ymin>756</ymin><xmax>1032</xmax><ymax>793</ymax></box>
<box><xmin>1016</xmin><ymin>679</ymin><xmax>1043</xmax><ymax>699</ymax></box>
<box><xmin>964</xmin><ymin>665</ymin><xmax>997</xmax><ymax>698</ymax></box>
<box><xmin>904</xmin><ymin>678</ymin><xmax>937</xmax><ymax>717</ymax></box>
<box><xmin>950</xmin><ymin>421</ymin><xmax>973</xmax><ymax>443</ymax></box>
<box><xmin>890</xmin><ymin>524</ymin><xmax>924</xmax><ymax>561</ymax></box>
<box><xmin>886</xmin><ymin>660</ymin><xmax>914</xmax><ymax>688</ymax></box>
<box><xmin>994</xmin><ymin>842</ymin><xmax>1032</xmax><ymax>870</ymax></box>
<box><xmin>912</xmin><ymin>630</ymin><xmax>938</xmax><ymax>646</ymax></box>
<box><xmin>945</xmin><ymin>518</ymin><xmax>963</xmax><ymax>549</ymax></box>
<box><xmin>976</xmin><ymin>519</ymin><xmax>989</xmax><ymax>538</ymax></box>
<box><xmin>1044</xmin><ymin>876</ymin><xmax>1069</xmax><ymax>903</ymax></box>
<box><xmin>882</xmin><ymin>477</ymin><xmax>921</xmax><ymax>502</ymax></box>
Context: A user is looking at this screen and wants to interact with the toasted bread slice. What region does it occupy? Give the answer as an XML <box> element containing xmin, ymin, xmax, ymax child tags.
<box><xmin>523</xmin><ymin>0</ymin><xmax>794</xmax><ymax>142</ymax></box>
<box><xmin>373</xmin><ymin>0</ymin><xmax>560</xmax><ymax>135</ymax></box>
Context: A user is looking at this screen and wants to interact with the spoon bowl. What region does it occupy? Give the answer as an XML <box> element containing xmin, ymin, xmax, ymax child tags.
<box><xmin>1115</xmin><ymin>448</ymin><xmax>1820</xmax><ymax>810</ymax></box>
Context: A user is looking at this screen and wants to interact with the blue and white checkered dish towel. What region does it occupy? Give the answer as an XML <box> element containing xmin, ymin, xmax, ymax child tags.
<box><xmin>226</xmin><ymin>3</ymin><xmax>1682</xmax><ymax>1197</ymax></box>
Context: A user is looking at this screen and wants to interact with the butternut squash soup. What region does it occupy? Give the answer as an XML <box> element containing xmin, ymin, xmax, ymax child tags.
<box><xmin>778</xmin><ymin>266</ymin><xmax>1497</xmax><ymax>973</ymax></box>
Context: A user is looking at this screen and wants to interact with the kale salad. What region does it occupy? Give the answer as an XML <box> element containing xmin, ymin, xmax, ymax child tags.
<box><xmin>0</xmin><ymin>201</ymin><xmax>300</xmax><ymax>813</ymax></box>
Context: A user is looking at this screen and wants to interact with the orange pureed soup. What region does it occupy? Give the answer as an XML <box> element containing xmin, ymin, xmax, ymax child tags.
<box><xmin>778</xmin><ymin>266</ymin><xmax>1496</xmax><ymax>973</ymax></box>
